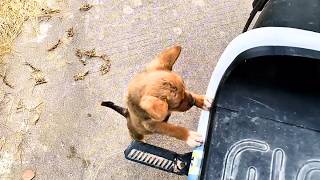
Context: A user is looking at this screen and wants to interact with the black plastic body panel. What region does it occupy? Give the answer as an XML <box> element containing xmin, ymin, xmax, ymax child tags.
<box><xmin>254</xmin><ymin>0</ymin><xmax>320</xmax><ymax>33</ymax></box>
<box><xmin>217</xmin><ymin>57</ymin><xmax>320</xmax><ymax>132</ymax></box>
<box><xmin>200</xmin><ymin>47</ymin><xmax>320</xmax><ymax>179</ymax></box>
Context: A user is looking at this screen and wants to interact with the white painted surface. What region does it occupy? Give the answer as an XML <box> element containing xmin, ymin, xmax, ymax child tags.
<box><xmin>197</xmin><ymin>27</ymin><xmax>320</xmax><ymax>136</ymax></box>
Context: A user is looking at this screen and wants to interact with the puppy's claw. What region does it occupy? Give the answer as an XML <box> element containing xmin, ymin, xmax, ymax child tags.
<box><xmin>186</xmin><ymin>131</ymin><xmax>204</xmax><ymax>148</ymax></box>
<box><xmin>202</xmin><ymin>96</ymin><xmax>213</xmax><ymax>111</ymax></box>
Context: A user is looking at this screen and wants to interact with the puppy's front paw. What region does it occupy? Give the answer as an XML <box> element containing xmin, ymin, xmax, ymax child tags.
<box><xmin>202</xmin><ymin>96</ymin><xmax>213</xmax><ymax>111</ymax></box>
<box><xmin>186</xmin><ymin>131</ymin><xmax>204</xmax><ymax>147</ymax></box>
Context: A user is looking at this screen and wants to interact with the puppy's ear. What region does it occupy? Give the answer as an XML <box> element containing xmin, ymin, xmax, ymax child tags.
<box><xmin>140</xmin><ymin>96</ymin><xmax>168</xmax><ymax>121</ymax></box>
<box><xmin>146</xmin><ymin>46</ymin><xmax>181</xmax><ymax>71</ymax></box>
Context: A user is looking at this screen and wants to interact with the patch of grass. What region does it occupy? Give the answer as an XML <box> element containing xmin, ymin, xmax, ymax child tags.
<box><xmin>0</xmin><ymin>0</ymin><xmax>40</xmax><ymax>61</ymax></box>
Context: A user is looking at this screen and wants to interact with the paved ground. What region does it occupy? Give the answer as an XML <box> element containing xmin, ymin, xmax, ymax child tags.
<box><xmin>0</xmin><ymin>0</ymin><xmax>252</xmax><ymax>179</ymax></box>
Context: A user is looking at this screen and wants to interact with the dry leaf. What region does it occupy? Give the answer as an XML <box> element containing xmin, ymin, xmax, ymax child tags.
<box><xmin>0</xmin><ymin>71</ymin><xmax>14</xmax><ymax>88</ymax></box>
<box><xmin>48</xmin><ymin>39</ymin><xmax>62</xmax><ymax>51</ymax></box>
<box><xmin>16</xmin><ymin>99</ymin><xmax>25</xmax><ymax>112</ymax></box>
<box><xmin>84</xmin><ymin>49</ymin><xmax>97</xmax><ymax>58</ymax></box>
<box><xmin>99</xmin><ymin>54</ymin><xmax>111</xmax><ymax>75</ymax></box>
<box><xmin>24</xmin><ymin>62</ymin><xmax>39</xmax><ymax>71</ymax></box>
<box><xmin>79</xmin><ymin>3</ymin><xmax>93</xmax><ymax>11</ymax></box>
<box><xmin>39</xmin><ymin>8</ymin><xmax>61</xmax><ymax>21</ymax></box>
<box><xmin>31</xmin><ymin>113</ymin><xmax>40</xmax><ymax>125</ymax></box>
<box><xmin>29</xmin><ymin>102</ymin><xmax>44</xmax><ymax>125</ymax></box>
<box><xmin>75</xmin><ymin>49</ymin><xmax>99</xmax><ymax>65</ymax></box>
<box><xmin>75</xmin><ymin>49</ymin><xmax>112</xmax><ymax>75</ymax></box>
<box><xmin>41</xmin><ymin>8</ymin><xmax>61</xmax><ymax>15</ymax></box>
<box><xmin>32</xmin><ymin>70</ymin><xmax>47</xmax><ymax>86</ymax></box>
<box><xmin>66</xmin><ymin>27</ymin><xmax>74</xmax><ymax>37</ymax></box>
<box><xmin>99</xmin><ymin>54</ymin><xmax>109</xmax><ymax>61</ymax></box>
<box><xmin>75</xmin><ymin>49</ymin><xmax>86</xmax><ymax>65</ymax></box>
<box><xmin>75</xmin><ymin>49</ymin><xmax>83</xmax><ymax>58</ymax></box>
<box><xmin>100</xmin><ymin>63</ymin><xmax>111</xmax><ymax>75</ymax></box>
<box><xmin>73</xmin><ymin>71</ymin><xmax>89</xmax><ymax>81</ymax></box>
<box><xmin>79</xmin><ymin>58</ymin><xmax>86</xmax><ymax>65</ymax></box>
<box><xmin>75</xmin><ymin>49</ymin><xmax>98</xmax><ymax>58</ymax></box>
<box><xmin>24</xmin><ymin>62</ymin><xmax>47</xmax><ymax>86</ymax></box>
<box><xmin>67</xmin><ymin>146</ymin><xmax>77</xmax><ymax>159</ymax></box>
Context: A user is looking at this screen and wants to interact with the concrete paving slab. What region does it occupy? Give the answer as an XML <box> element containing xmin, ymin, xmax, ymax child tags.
<box><xmin>0</xmin><ymin>0</ymin><xmax>252</xmax><ymax>179</ymax></box>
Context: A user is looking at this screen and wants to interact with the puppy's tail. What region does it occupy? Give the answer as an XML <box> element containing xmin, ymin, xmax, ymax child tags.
<box><xmin>101</xmin><ymin>101</ymin><xmax>129</xmax><ymax>118</ymax></box>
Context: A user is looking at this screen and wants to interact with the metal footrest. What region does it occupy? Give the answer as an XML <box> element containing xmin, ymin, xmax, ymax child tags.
<box><xmin>124</xmin><ymin>140</ymin><xmax>192</xmax><ymax>176</ymax></box>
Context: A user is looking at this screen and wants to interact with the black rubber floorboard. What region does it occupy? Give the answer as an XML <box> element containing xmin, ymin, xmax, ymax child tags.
<box><xmin>201</xmin><ymin>57</ymin><xmax>320</xmax><ymax>179</ymax></box>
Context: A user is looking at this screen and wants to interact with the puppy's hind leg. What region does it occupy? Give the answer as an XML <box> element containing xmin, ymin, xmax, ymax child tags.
<box><xmin>127</xmin><ymin>120</ymin><xmax>145</xmax><ymax>141</ymax></box>
<box><xmin>129</xmin><ymin>130</ymin><xmax>145</xmax><ymax>141</ymax></box>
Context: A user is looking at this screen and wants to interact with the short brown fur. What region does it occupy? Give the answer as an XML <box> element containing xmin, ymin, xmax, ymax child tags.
<box><xmin>102</xmin><ymin>46</ymin><xmax>212</xmax><ymax>147</ymax></box>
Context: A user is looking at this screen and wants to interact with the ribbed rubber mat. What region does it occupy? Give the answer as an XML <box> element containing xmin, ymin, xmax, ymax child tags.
<box><xmin>124</xmin><ymin>140</ymin><xmax>192</xmax><ymax>175</ymax></box>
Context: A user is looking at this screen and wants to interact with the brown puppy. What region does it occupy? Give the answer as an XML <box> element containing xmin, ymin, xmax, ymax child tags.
<box><xmin>102</xmin><ymin>46</ymin><xmax>212</xmax><ymax>147</ymax></box>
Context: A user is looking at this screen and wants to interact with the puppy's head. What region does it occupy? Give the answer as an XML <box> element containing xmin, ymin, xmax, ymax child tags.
<box><xmin>169</xmin><ymin>90</ymin><xmax>195</xmax><ymax>112</ymax></box>
<box><xmin>140</xmin><ymin>82</ymin><xmax>195</xmax><ymax>121</ymax></box>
